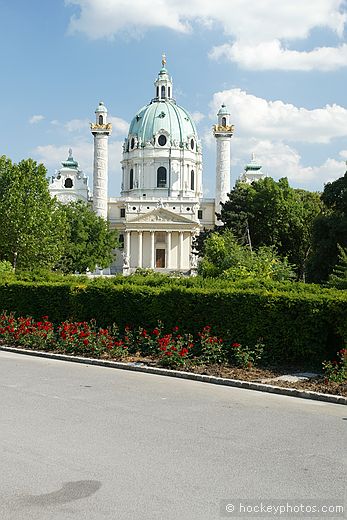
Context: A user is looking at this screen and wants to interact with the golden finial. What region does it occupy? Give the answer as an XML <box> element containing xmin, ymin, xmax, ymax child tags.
<box><xmin>162</xmin><ymin>53</ymin><xmax>166</xmax><ymax>67</ymax></box>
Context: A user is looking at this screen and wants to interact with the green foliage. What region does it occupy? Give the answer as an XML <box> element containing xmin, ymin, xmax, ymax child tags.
<box><xmin>0</xmin><ymin>156</ymin><xmax>66</xmax><ymax>270</ymax></box>
<box><xmin>327</xmin><ymin>245</ymin><xmax>347</xmax><ymax>289</ymax></box>
<box><xmin>55</xmin><ymin>201</ymin><xmax>118</xmax><ymax>273</ymax></box>
<box><xmin>321</xmin><ymin>172</ymin><xmax>347</xmax><ymax>215</ymax></box>
<box><xmin>308</xmin><ymin>172</ymin><xmax>347</xmax><ymax>282</ymax></box>
<box><xmin>194</xmin><ymin>326</ymin><xmax>226</xmax><ymax>365</ymax></box>
<box><xmin>322</xmin><ymin>348</ymin><xmax>347</xmax><ymax>383</ymax></box>
<box><xmin>0</xmin><ymin>261</ymin><xmax>14</xmax><ymax>274</ymax></box>
<box><xmin>0</xmin><ymin>278</ymin><xmax>346</xmax><ymax>364</ymax></box>
<box><xmin>227</xmin><ymin>341</ymin><xmax>265</xmax><ymax>368</ymax></box>
<box><xmin>217</xmin><ymin>178</ymin><xmax>323</xmax><ymax>279</ymax></box>
<box><xmin>198</xmin><ymin>229</ymin><xmax>295</xmax><ymax>281</ymax></box>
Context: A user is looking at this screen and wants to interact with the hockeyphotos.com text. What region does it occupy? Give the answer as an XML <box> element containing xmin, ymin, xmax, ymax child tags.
<box><xmin>219</xmin><ymin>499</ymin><xmax>345</xmax><ymax>517</ymax></box>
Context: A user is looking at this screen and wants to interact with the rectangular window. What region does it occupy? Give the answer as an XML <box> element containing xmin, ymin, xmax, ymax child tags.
<box><xmin>198</xmin><ymin>210</ymin><xmax>203</xmax><ymax>220</ymax></box>
<box><xmin>120</xmin><ymin>208</ymin><xmax>125</xmax><ymax>218</ymax></box>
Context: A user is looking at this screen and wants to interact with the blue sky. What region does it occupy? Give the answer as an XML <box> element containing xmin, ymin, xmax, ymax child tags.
<box><xmin>1</xmin><ymin>0</ymin><xmax>347</xmax><ymax>197</ymax></box>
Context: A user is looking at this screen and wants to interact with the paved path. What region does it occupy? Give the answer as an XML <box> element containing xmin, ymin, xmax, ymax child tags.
<box><xmin>0</xmin><ymin>351</ymin><xmax>346</xmax><ymax>520</ymax></box>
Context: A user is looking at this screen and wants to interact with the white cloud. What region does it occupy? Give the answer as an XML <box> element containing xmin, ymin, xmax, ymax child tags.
<box><xmin>227</xmin><ymin>137</ymin><xmax>345</xmax><ymax>190</ymax></box>
<box><xmin>29</xmin><ymin>115</ymin><xmax>45</xmax><ymax>124</ymax></box>
<box><xmin>33</xmin><ymin>140</ymin><xmax>124</xmax><ymax>196</ymax></box>
<box><xmin>108</xmin><ymin>116</ymin><xmax>129</xmax><ymax>136</ymax></box>
<box><xmin>204</xmin><ymin>88</ymin><xmax>347</xmax><ymax>190</ymax></box>
<box><xmin>34</xmin><ymin>143</ymin><xmax>92</xmax><ymax>173</ymax></box>
<box><xmin>64</xmin><ymin>118</ymin><xmax>89</xmax><ymax>132</ymax></box>
<box><xmin>63</xmin><ymin>116</ymin><xmax>128</xmax><ymax>136</ymax></box>
<box><xmin>210</xmin><ymin>88</ymin><xmax>347</xmax><ymax>144</ymax></box>
<box><xmin>191</xmin><ymin>111</ymin><xmax>205</xmax><ymax>124</ymax></box>
<box><xmin>210</xmin><ymin>41</ymin><xmax>347</xmax><ymax>72</ymax></box>
<box><xmin>66</xmin><ymin>0</ymin><xmax>347</xmax><ymax>70</ymax></box>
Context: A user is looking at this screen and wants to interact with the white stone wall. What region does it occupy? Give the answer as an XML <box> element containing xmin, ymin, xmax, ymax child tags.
<box><xmin>49</xmin><ymin>169</ymin><xmax>89</xmax><ymax>204</ymax></box>
<box><xmin>93</xmin><ymin>133</ymin><xmax>109</xmax><ymax>219</ymax></box>
<box><xmin>121</xmin><ymin>142</ymin><xmax>202</xmax><ymax>199</ymax></box>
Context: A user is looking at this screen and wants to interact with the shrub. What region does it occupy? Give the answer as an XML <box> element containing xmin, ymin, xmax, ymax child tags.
<box><xmin>322</xmin><ymin>348</ymin><xmax>347</xmax><ymax>383</ymax></box>
<box><xmin>0</xmin><ymin>279</ymin><xmax>346</xmax><ymax>364</ymax></box>
<box><xmin>194</xmin><ymin>326</ymin><xmax>226</xmax><ymax>365</ymax></box>
<box><xmin>227</xmin><ymin>341</ymin><xmax>265</xmax><ymax>368</ymax></box>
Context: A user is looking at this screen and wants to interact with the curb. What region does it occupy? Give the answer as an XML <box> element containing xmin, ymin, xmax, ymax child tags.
<box><xmin>1</xmin><ymin>345</ymin><xmax>346</xmax><ymax>406</ymax></box>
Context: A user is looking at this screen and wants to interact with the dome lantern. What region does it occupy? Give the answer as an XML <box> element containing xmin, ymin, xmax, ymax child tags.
<box><xmin>154</xmin><ymin>54</ymin><xmax>173</xmax><ymax>101</ymax></box>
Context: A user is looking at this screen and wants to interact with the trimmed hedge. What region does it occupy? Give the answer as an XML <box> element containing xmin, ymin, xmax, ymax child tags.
<box><xmin>0</xmin><ymin>280</ymin><xmax>346</xmax><ymax>363</ymax></box>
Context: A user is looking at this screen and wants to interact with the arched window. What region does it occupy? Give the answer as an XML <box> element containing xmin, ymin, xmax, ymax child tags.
<box><xmin>130</xmin><ymin>168</ymin><xmax>134</xmax><ymax>189</ymax></box>
<box><xmin>64</xmin><ymin>178</ymin><xmax>73</xmax><ymax>188</ymax></box>
<box><xmin>222</xmin><ymin>117</ymin><xmax>227</xmax><ymax>127</ymax></box>
<box><xmin>156</xmin><ymin>86</ymin><xmax>159</xmax><ymax>97</ymax></box>
<box><xmin>119</xmin><ymin>234</ymin><xmax>124</xmax><ymax>249</ymax></box>
<box><xmin>157</xmin><ymin>167</ymin><xmax>167</xmax><ymax>188</ymax></box>
<box><xmin>161</xmin><ymin>85</ymin><xmax>165</xmax><ymax>98</ymax></box>
<box><xmin>168</xmin><ymin>87</ymin><xmax>171</xmax><ymax>98</ymax></box>
<box><xmin>190</xmin><ymin>170</ymin><xmax>195</xmax><ymax>191</ymax></box>
<box><xmin>99</xmin><ymin>115</ymin><xmax>103</xmax><ymax>125</ymax></box>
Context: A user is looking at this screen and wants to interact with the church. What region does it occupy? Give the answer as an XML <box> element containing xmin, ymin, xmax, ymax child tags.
<box><xmin>49</xmin><ymin>56</ymin><xmax>265</xmax><ymax>274</ymax></box>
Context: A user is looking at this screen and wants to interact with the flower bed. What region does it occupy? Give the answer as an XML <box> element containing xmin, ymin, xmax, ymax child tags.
<box><xmin>0</xmin><ymin>312</ymin><xmax>346</xmax><ymax>396</ymax></box>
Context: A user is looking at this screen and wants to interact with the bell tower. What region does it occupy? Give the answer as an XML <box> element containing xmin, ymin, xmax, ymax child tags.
<box><xmin>213</xmin><ymin>104</ymin><xmax>234</xmax><ymax>225</ymax></box>
<box><xmin>90</xmin><ymin>101</ymin><xmax>112</xmax><ymax>219</ymax></box>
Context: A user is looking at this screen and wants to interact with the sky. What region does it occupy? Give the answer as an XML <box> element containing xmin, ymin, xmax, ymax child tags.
<box><xmin>1</xmin><ymin>0</ymin><xmax>347</xmax><ymax>198</ymax></box>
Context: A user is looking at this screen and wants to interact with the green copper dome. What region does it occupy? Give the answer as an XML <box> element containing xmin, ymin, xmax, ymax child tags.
<box><xmin>217</xmin><ymin>104</ymin><xmax>229</xmax><ymax>116</ymax></box>
<box><xmin>95</xmin><ymin>101</ymin><xmax>107</xmax><ymax>113</ymax></box>
<box><xmin>128</xmin><ymin>100</ymin><xmax>198</xmax><ymax>145</ymax></box>
<box><xmin>61</xmin><ymin>148</ymin><xmax>79</xmax><ymax>170</ymax></box>
<box><xmin>245</xmin><ymin>154</ymin><xmax>262</xmax><ymax>171</ymax></box>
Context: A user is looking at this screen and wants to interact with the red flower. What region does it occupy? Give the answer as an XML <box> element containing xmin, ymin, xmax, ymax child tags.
<box><xmin>152</xmin><ymin>328</ymin><xmax>160</xmax><ymax>336</ymax></box>
<box><xmin>83</xmin><ymin>339</ymin><xmax>89</xmax><ymax>346</ymax></box>
<box><xmin>232</xmin><ymin>343</ymin><xmax>241</xmax><ymax>348</ymax></box>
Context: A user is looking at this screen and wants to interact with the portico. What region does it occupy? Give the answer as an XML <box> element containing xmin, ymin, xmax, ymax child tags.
<box><xmin>119</xmin><ymin>206</ymin><xmax>199</xmax><ymax>273</ymax></box>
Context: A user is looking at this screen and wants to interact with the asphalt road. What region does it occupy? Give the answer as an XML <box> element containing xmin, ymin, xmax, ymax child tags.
<box><xmin>0</xmin><ymin>351</ymin><xmax>346</xmax><ymax>520</ymax></box>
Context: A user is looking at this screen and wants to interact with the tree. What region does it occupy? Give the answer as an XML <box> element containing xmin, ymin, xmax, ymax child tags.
<box><xmin>321</xmin><ymin>172</ymin><xmax>347</xmax><ymax>214</ymax></box>
<box><xmin>307</xmin><ymin>172</ymin><xmax>347</xmax><ymax>282</ymax></box>
<box><xmin>0</xmin><ymin>156</ymin><xmax>66</xmax><ymax>270</ymax></box>
<box><xmin>55</xmin><ymin>201</ymin><xmax>118</xmax><ymax>273</ymax></box>
<box><xmin>198</xmin><ymin>229</ymin><xmax>295</xmax><ymax>282</ymax></box>
<box><xmin>327</xmin><ymin>245</ymin><xmax>347</xmax><ymax>290</ymax></box>
<box><xmin>217</xmin><ymin>177</ymin><xmax>323</xmax><ymax>279</ymax></box>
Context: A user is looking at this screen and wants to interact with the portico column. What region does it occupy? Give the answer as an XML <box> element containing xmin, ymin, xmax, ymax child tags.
<box><xmin>125</xmin><ymin>231</ymin><xmax>131</xmax><ymax>260</ymax></box>
<box><xmin>167</xmin><ymin>231</ymin><xmax>172</xmax><ymax>269</ymax></box>
<box><xmin>178</xmin><ymin>231</ymin><xmax>184</xmax><ymax>270</ymax></box>
<box><xmin>138</xmin><ymin>231</ymin><xmax>143</xmax><ymax>268</ymax></box>
<box><xmin>150</xmin><ymin>231</ymin><xmax>155</xmax><ymax>269</ymax></box>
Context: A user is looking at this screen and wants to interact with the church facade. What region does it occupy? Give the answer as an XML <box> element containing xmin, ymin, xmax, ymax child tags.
<box><xmin>50</xmin><ymin>57</ymin><xmax>237</xmax><ymax>274</ymax></box>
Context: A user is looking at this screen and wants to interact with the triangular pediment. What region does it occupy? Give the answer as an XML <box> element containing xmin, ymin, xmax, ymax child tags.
<box><xmin>130</xmin><ymin>208</ymin><xmax>194</xmax><ymax>224</ymax></box>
